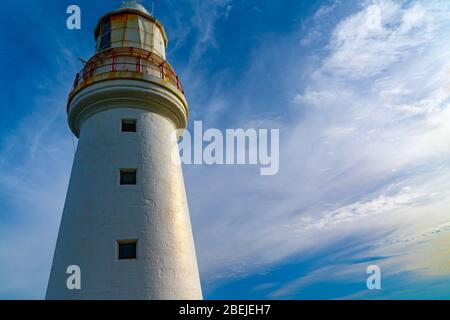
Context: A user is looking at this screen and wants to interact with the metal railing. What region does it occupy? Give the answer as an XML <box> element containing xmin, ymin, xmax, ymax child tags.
<box><xmin>72</xmin><ymin>50</ymin><xmax>184</xmax><ymax>94</ymax></box>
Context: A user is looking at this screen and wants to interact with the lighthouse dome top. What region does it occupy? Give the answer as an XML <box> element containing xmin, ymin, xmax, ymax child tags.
<box><xmin>119</xmin><ymin>1</ymin><xmax>151</xmax><ymax>16</ymax></box>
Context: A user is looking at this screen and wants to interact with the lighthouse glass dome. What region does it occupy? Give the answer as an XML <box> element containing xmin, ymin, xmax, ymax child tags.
<box><xmin>94</xmin><ymin>5</ymin><xmax>167</xmax><ymax>60</ymax></box>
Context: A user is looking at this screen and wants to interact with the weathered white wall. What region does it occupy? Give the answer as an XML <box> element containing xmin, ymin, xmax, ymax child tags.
<box><xmin>46</xmin><ymin>107</ymin><xmax>202</xmax><ymax>299</ymax></box>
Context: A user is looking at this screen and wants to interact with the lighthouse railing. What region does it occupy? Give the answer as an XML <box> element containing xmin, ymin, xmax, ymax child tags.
<box><xmin>72</xmin><ymin>48</ymin><xmax>184</xmax><ymax>94</ymax></box>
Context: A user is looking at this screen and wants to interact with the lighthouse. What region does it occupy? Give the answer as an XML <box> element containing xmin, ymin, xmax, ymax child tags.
<box><xmin>46</xmin><ymin>1</ymin><xmax>203</xmax><ymax>299</ymax></box>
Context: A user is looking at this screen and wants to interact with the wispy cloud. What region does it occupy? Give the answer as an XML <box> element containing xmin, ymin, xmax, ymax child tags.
<box><xmin>170</xmin><ymin>0</ymin><xmax>233</xmax><ymax>66</ymax></box>
<box><xmin>0</xmin><ymin>89</ymin><xmax>73</xmax><ymax>299</ymax></box>
<box><xmin>323</xmin><ymin>1</ymin><xmax>433</xmax><ymax>79</ymax></box>
<box><xmin>186</xmin><ymin>0</ymin><xmax>450</xmax><ymax>298</ymax></box>
<box><xmin>0</xmin><ymin>31</ymin><xmax>77</xmax><ymax>298</ymax></box>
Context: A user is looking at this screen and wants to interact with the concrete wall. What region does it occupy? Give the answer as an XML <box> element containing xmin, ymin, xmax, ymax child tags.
<box><xmin>46</xmin><ymin>107</ymin><xmax>202</xmax><ymax>299</ymax></box>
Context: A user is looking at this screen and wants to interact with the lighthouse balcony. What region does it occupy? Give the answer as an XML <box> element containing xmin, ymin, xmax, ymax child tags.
<box><xmin>68</xmin><ymin>47</ymin><xmax>184</xmax><ymax>106</ymax></box>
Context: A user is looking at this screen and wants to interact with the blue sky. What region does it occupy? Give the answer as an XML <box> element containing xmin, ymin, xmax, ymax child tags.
<box><xmin>1</xmin><ymin>0</ymin><xmax>450</xmax><ymax>299</ymax></box>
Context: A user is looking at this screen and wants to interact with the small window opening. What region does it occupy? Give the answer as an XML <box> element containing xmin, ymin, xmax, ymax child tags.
<box><xmin>118</xmin><ymin>240</ymin><xmax>137</xmax><ymax>260</ymax></box>
<box><xmin>120</xmin><ymin>169</ymin><xmax>137</xmax><ymax>185</ymax></box>
<box><xmin>122</xmin><ymin>119</ymin><xmax>137</xmax><ymax>132</ymax></box>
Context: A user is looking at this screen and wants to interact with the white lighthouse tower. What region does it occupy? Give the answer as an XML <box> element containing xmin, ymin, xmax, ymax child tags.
<box><xmin>46</xmin><ymin>1</ymin><xmax>202</xmax><ymax>299</ymax></box>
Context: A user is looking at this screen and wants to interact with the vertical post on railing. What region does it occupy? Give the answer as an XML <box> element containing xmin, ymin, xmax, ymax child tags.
<box><xmin>136</xmin><ymin>57</ymin><xmax>141</xmax><ymax>73</ymax></box>
<box><xmin>112</xmin><ymin>53</ymin><xmax>116</xmax><ymax>72</ymax></box>
<box><xmin>161</xmin><ymin>64</ymin><xmax>165</xmax><ymax>80</ymax></box>
<box><xmin>176</xmin><ymin>75</ymin><xmax>180</xmax><ymax>90</ymax></box>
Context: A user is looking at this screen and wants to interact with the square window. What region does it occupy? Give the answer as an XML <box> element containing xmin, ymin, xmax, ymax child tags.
<box><xmin>121</xmin><ymin>119</ymin><xmax>136</xmax><ymax>132</ymax></box>
<box><xmin>120</xmin><ymin>169</ymin><xmax>137</xmax><ymax>185</ymax></box>
<box><xmin>118</xmin><ymin>240</ymin><xmax>137</xmax><ymax>260</ymax></box>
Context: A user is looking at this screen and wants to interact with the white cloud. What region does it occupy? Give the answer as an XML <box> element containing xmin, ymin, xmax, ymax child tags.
<box><xmin>323</xmin><ymin>1</ymin><xmax>433</xmax><ymax>79</ymax></box>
